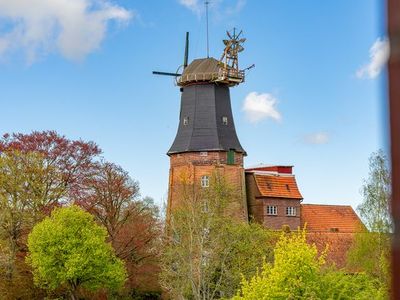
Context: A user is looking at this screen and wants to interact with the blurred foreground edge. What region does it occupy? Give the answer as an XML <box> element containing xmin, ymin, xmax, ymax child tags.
<box><xmin>388</xmin><ymin>0</ymin><xmax>400</xmax><ymax>299</ymax></box>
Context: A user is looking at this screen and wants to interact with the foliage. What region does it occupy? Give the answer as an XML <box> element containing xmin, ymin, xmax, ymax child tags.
<box><xmin>320</xmin><ymin>269</ymin><xmax>387</xmax><ymax>300</ymax></box>
<box><xmin>76</xmin><ymin>161</ymin><xmax>161</xmax><ymax>294</ymax></box>
<box><xmin>0</xmin><ymin>130</ymin><xmax>101</xmax><ymax>203</ymax></box>
<box><xmin>347</xmin><ymin>231</ymin><xmax>391</xmax><ymax>287</ymax></box>
<box><xmin>358</xmin><ymin>150</ymin><xmax>392</xmax><ymax>233</ymax></box>
<box><xmin>233</xmin><ymin>230</ymin><xmax>324</xmax><ymax>300</ymax></box>
<box><xmin>0</xmin><ymin>130</ymin><xmax>101</xmax><ymax>297</ymax></box>
<box><xmin>26</xmin><ymin>205</ymin><xmax>127</xmax><ymax>299</ymax></box>
<box><xmin>0</xmin><ymin>149</ymin><xmax>64</xmax><ymax>285</ymax></box>
<box><xmin>160</xmin><ymin>174</ymin><xmax>276</xmax><ymax>300</ymax></box>
<box><xmin>0</xmin><ymin>131</ymin><xmax>163</xmax><ymax>298</ymax></box>
<box><xmin>233</xmin><ymin>230</ymin><xmax>386</xmax><ymax>300</ymax></box>
<box><xmin>347</xmin><ymin>150</ymin><xmax>391</xmax><ymax>291</ymax></box>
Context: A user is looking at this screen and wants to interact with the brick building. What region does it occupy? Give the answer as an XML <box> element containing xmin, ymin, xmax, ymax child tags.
<box><xmin>245</xmin><ymin>164</ymin><xmax>362</xmax><ymax>233</ymax></box>
<box><xmin>245</xmin><ymin>165</ymin><xmax>303</xmax><ymax>230</ymax></box>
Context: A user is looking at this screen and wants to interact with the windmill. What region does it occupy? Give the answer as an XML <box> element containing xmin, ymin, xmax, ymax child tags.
<box><xmin>155</xmin><ymin>29</ymin><xmax>253</xmax><ymax>222</ymax></box>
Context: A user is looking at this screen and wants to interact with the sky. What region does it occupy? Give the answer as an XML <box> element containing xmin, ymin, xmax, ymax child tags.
<box><xmin>0</xmin><ymin>0</ymin><xmax>388</xmax><ymax>210</ymax></box>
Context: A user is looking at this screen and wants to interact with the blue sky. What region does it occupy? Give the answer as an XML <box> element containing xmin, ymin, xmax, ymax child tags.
<box><xmin>0</xmin><ymin>0</ymin><xmax>387</xmax><ymax>210</ymax></box>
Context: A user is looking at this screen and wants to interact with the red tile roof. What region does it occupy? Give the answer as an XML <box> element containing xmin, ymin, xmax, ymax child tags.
<box><xmin>301</xmin><ymin>204</ymin><xmax>363</xmax><ymax>233</ymax></box>
<box><xmin>253</xmin><ymin>174</ymin><xmax>303</xmax><ymax>199</ymax></box>
<box><xmin>306</xmin><ymin>232</ymin><xmax>355</xmax><ymax>268</ymax></box>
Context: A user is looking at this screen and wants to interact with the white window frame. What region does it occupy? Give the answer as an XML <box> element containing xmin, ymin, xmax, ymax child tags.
<box><xmin>200</xmin><ymin>151</ymin><xmax>208</xmax><ymax>157</ymax></box>
<box><xmin>286</xmin><ymin>206</ymin><xmax>296</xmax><ymax>216</ymax></box>
<box><xmin>201</xmin><ymin>175</ymin><xmax>210</xmax><ymax>188</ymax></box>
<box><xmin>266</xmin><ymin>205</ymin><xmax>277</xmax><ymax>215</ymax></box>
<box><xmin>183</xmin><ymin>117</ymin><xmax>189</xmax><ymax>125</ymax></box>
<box><xmin>222</xmin><ymin>116</ymin><xmax>228</xmax><ymax>125</ymax></box>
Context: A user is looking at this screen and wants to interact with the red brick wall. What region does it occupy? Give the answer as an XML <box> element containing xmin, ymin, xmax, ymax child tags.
<box><xmin>167</xmin><ymin>151</ymin><xmax>247</xmax><ymax>221</ymax></box>
<box><xmin>260</xmin><ymin>198</ymin><xmax>301</xmax><ymax>230</ymax></box>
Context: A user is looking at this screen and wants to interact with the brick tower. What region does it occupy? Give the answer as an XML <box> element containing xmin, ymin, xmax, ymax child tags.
<box><xmin>163</xmin><ymin>30</ymin><xmax>251</xmax><ymax>221</ymax></box>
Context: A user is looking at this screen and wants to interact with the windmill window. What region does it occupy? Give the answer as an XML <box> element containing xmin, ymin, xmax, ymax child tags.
<box><xmin>266</xmin><ymin>206</ymin><xmax>277</xmax><ymax>215</ymax></box>
<box><xmin>286</xmin><ymin>207</ymin><xmax>296</xmax><ymax>216</ymax></box>
<box><xmin>201</xmin><ymin>175</ymin><xmax>210</xmax><ymax>188</ymax></box>
<box><xmin>222</xmin><ymin>116</ymin><xmax>228</xmax><ymax>125</ymax></box>
<box><xmin>183</xmin><ymin>117</ymin><xmax>189</xmax><ymax>126</ymax></box>
<box><xmin>200</xmin><ymin>152</ymin><xmax>208</xmax><ymax>157</ymax></box>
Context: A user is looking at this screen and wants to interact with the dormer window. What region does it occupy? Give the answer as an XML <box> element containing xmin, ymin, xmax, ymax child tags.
<box><xmin>222</xmin><ymin>116</ymin><xmax>228</xmax><ymax>125</ymax></box>
<box><xmin>183</xmin><ymin>117</ymin><xmax>189</xmax><ymax>126</ymax></box>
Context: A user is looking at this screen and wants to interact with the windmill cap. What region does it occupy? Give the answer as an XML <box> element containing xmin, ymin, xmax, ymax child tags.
<box><xmin>178</xmin><ymin>57</ymin><xmax>225</xmax><ymax>86</ymax></box>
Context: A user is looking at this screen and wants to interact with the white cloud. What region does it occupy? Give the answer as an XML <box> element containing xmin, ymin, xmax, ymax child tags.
<box><xmin>178</xmin><ymin>0</ymin><xmax>245</xmax><ymax>17</ymax></box>
<box><xmin>356</xmin><ymin>37</ymin><xmax>390</xmax><ymax>79</ymax></box>
<box><xmin>303</xmin><ymin>132</ymin><xmax>329</xmax><ymax>145</ymax></box>
<box><xmin>179</xmin><ymin>0</ymin><xmax>202</xmax><ymax>14</ymax></box>
<box><xmin>0</xmin><ymin>0</ymin><xmax>132</xmax><ymax>62</ymax></box>
<box><xmin>242</xmin><ymin>92</ymin><xmax>281</xmax><ymax>123</ymax></box>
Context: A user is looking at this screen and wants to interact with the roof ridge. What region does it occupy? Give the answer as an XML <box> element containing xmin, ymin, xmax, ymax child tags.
<box><xmin>301</xmin><ymin>203</ymin><xmax>353</xmax><ymax>208</ymax></box>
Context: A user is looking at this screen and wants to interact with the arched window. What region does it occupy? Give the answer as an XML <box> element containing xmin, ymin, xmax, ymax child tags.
<box><xmin>201</xmin><ymin>175</ymin><xmax>210</xmax><ymax>188</ymax></box>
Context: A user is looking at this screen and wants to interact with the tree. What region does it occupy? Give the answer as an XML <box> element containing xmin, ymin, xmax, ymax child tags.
<box><xmin>160</xmin><ymin>174</ymin><xmax>275</xmax><ymax>300</ymax></box>
<box><xmin>233</xmin><ymin>230</ymin><xmax>386</xmax><ymax>300</ymax></box>
<box><xmin>358</xmin><ymin>150</ymin><xmax>392</xmax><ymax>233</ymax></box>
<box><xmin>26</xmin><ymin>205</ymin><xmax>127</xmax><ymax>300</ymax></box>
<box><xmin>76</xmin><ymin>162</ymin><xmax>161</xmax><ymax>294</ymax></box>
<box><xmin>0</xmin><ymin>131</ymin><xmax>101</xmax><ymax>203</ymax></box>
<box><xmin>0</xmin><ymin>150</ymin><xmax>64</xmax><ymax>282</ymax></box>
<box><xmin>347</xmin><ymin>150</ymin><xmax>391</xmax><ymax>286</ymax></box>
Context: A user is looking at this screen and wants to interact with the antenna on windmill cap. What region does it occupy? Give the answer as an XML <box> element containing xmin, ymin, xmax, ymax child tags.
<box><xmin>205</xmin><ymin>0</ymin><xmax>210</xmax><ymax>58</ymax></box>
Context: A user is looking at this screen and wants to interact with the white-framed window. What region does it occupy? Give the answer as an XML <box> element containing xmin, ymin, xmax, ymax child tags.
<box><xmin>286</xmin><ymin>207</ymin><xmax>296</xmax><ymax>216</ymax></box>
<box><xmin>183</xmin><ymin>117</ymin><xmax>189</xmax><ymax>125</ymax></box>
<box><xmin>222</xmin><ymin>116</ymin><xmax>228</xmax><ymax>125</ymax></box>
<box><xmin>266</xmin><ymin>205</ymin><xmax>277</xmax><ymax>215</ymax></box>
<box><xmin>201</xmin><ymin>175</ymin><xmax>210</xmax><ymax>188</ymax></box>
<box><xmin>200</xmin><ymin>151</ymin><xmax>208</xmax><ymax>157</ymax></box>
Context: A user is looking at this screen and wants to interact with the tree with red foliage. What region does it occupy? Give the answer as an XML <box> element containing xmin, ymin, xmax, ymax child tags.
<box><xmin>76</xmin><ymin>162</ymin><xmax>161</xmax><ymax>295</ymax></box>
<box><xmin>0</xmin><ymin>131</ymin><xmax>101</xmax><ymax>204</ymax></box>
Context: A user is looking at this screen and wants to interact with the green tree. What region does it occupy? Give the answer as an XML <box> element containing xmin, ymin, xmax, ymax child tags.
<box><xmin>320</xmin><ymin>269</ymin><xmax>387</xmax><ymax>300</ymax></box>
<box><xmin>347</xmin><ymin>150</ymin><xmax>391</xmax><ymax>286</ymax></box>
<box><xmin>233</xmin><ymin>230</ymin><xmax>385</xmax><ymax>300</ymax></box>
<box><xmin>160</xmin><ymin>174</ymin><xmax>275</xmax><ymax>300</ymax></box>
<box><xmin>26</xmin><ymin>205</ymin><xmax>127</xmax><ymax>300</ymax></box>
<box><xmin>358</xmin><ymin>150</ymin><xmax>392</xmax><ymax>233</ymax></box>
<box><xmin>233</xmin><ymin>230</ymin><xmax>324</xmax><ymax>300</ymax></box>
